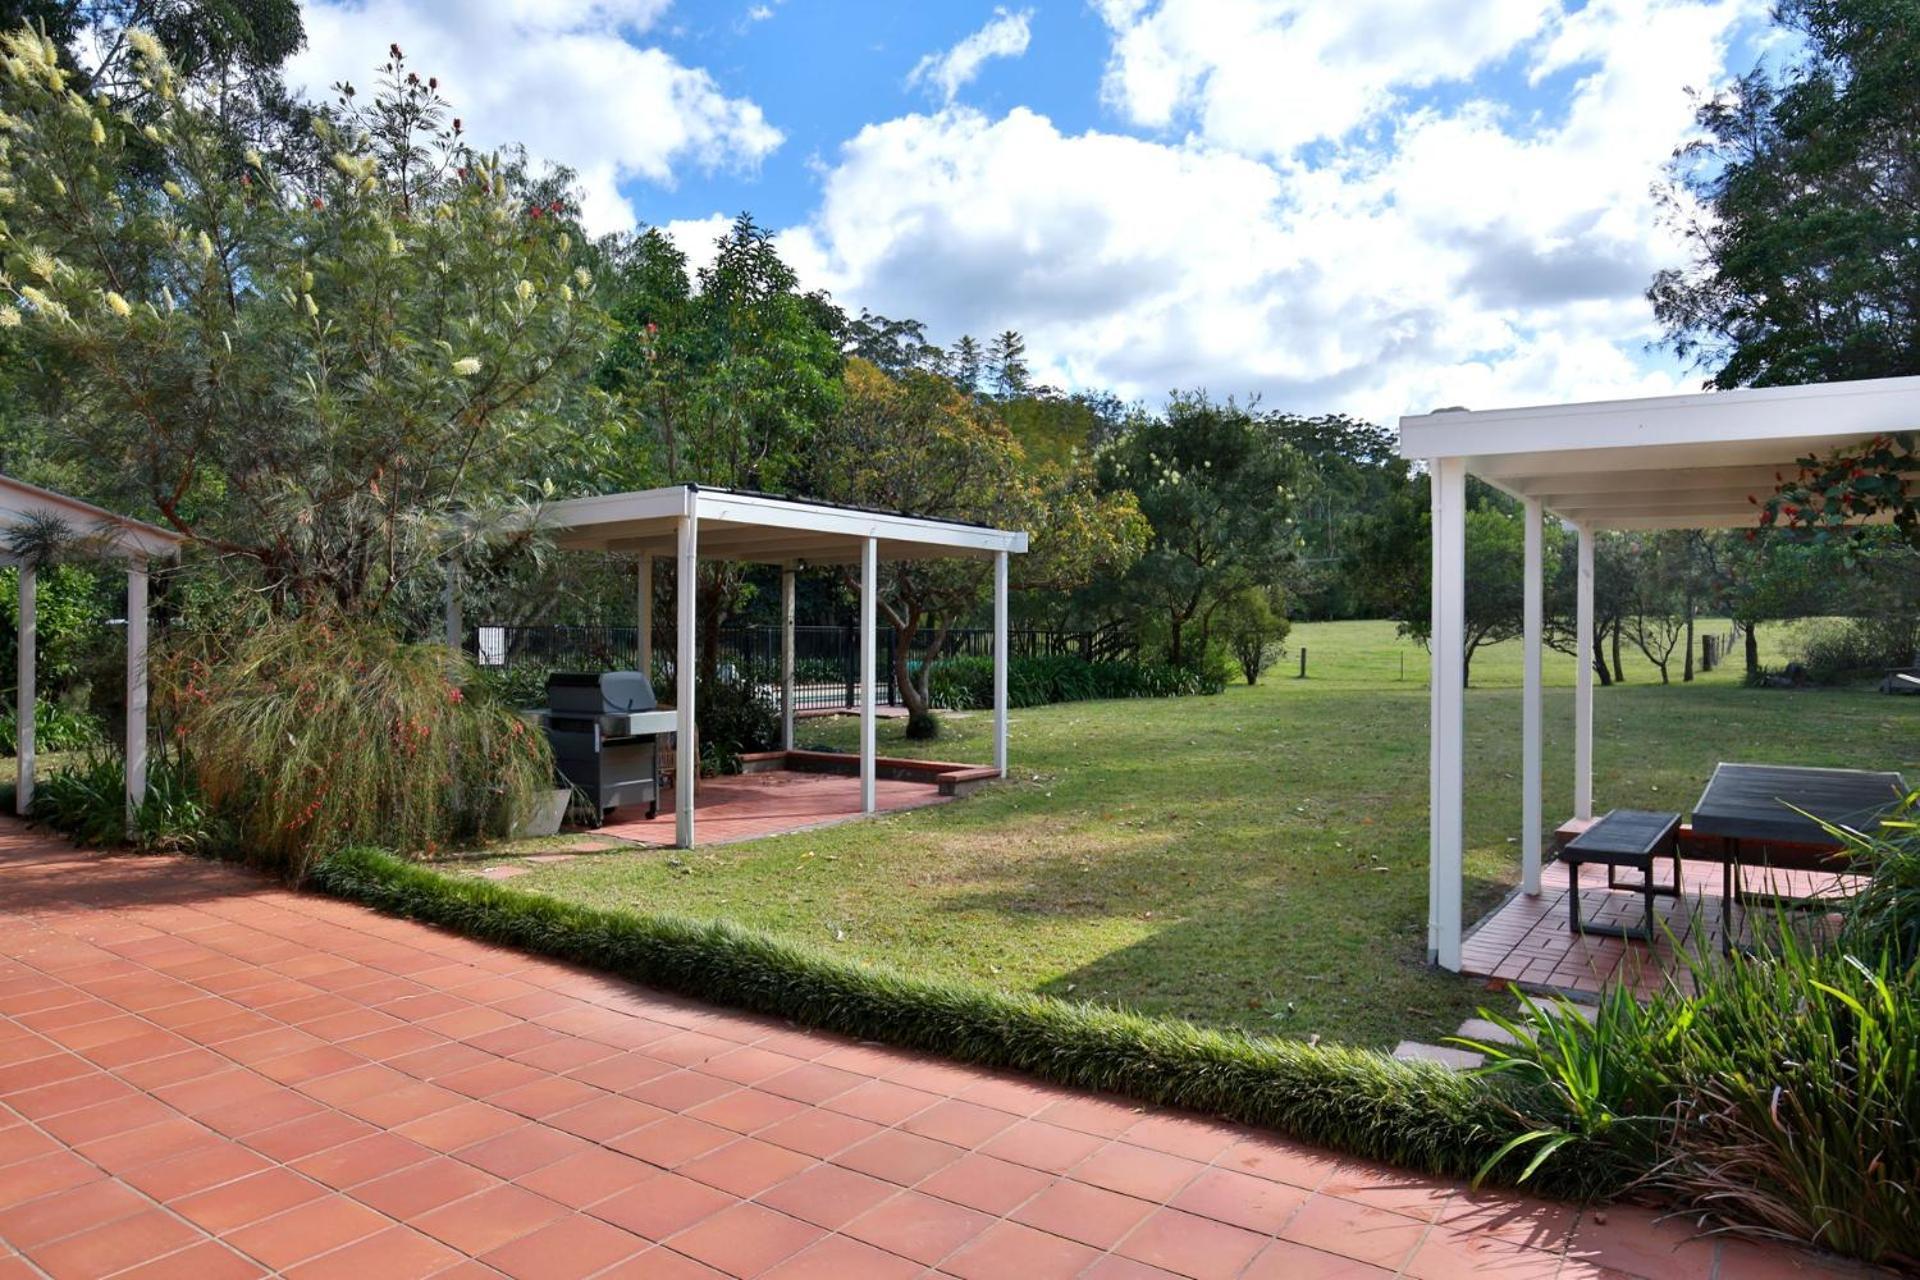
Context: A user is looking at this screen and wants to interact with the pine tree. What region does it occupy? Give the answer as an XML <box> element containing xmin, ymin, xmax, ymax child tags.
<box><xmin>987</xmin><ymin>329</ymin><xmax>1029</xmax><ymax>399</ymax></box>
<box><xmin>949</xmin><ymin>334</ymin><xmax>983</xmax><ymax>394</ymax></box>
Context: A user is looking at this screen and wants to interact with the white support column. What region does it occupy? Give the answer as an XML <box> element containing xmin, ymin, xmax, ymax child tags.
<box><xmin>859</xmin><ymin>537</ymin><xmax>877</xmax><ymax>814</ymax></box>
<box><xmin>15</xmin><ymin>564</ymin><xmax>33</xmax><ymax>817</ymax></box>
<box><xmin>780</xmin><ymin>566</ymin><xmax>796</xmax><ymax>752</ymax></box>
<box><xmin>992</xmin><ymin>550</ymin><xmax>1009</xmax><ymax>777</ymax></box>
<box><xmin>675</xmin><ymin>511</ymin><xmax>698</xmax><ymax>848</ymax></box>
<box><xmin>1428</xmin><ymin>457</ymin><xmax>1467</xmax><ymax>971</ymax></box>
<box><xmin>443</xmin><ymin>562</ymin><xmax>461</xmax><ymax>653</ymax></box>
<box><xmin>638</xmin><ymin>557</ymin><xmax>653</xmax><ymax>676</ymax></box>
<box><xmin>1521</xmin><ymin>499</ymin><xmax>1544</xmax><ymax>896</ymax></box>
<box><xmin>1574</xmin><ymin>523</ymin><xmax>1595</xmax><ymax>822</ymax></box>
<box><xmin>126</xmin><ymin>563</ymin><xmax>149</xmax><ymax>825</ymax></box>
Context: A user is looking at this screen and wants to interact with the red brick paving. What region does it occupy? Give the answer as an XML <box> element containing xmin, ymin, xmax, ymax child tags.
<box><xmin>1460</xmin><ymin>858</ymin><xmax>1857</xmax><ymax>997</ymax></box>
<box><xmin>591</xmin><ymin>769</ymin><xmax>949</xmax><ymax>848</ymax></box>
<box><xmin>0</xmin><ymin>819</ymin><xmax>1877</xmax><ymax>1278</ymax></box>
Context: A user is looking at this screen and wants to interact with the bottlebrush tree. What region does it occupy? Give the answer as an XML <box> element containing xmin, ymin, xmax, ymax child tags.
<box><xmin>0</xmin><ymin>28</ymin><xmax>610</xmax><ymax>614</ymax></box>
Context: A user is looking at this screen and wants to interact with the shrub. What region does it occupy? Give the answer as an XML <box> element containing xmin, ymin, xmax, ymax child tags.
<box><xmin>1217</xmin><ymin>587</ymin><xmax>1292</xmax><ymax>686</ymax></box>
<box><xmin>1465</xmin><ymin>932</ymin><xmax>1920</xmax><ymax>1267</ymax></box>
<box><xmin>927</xmin><ymin>654</ymin><xmax>1223</xmax><ymax>710</ymax></box>
<box><xmin>25</xmin><ymin>749</ymin><xmax>222</xmax><ymax>853</ymax></box>
<box><xmin>0</xmin><ymin>699</ymin><xmax>105</xmax><ymax>755</ymax></box>
<box><xmin>163</xmin><ymin>617</ymin><xmax>551</xmax><ymax>881</ymax></box>
<box><xmin>693</xmin><ymin>672</ymin><xmax>779</xmax><ymax>774</ymax></box>
<box><xmin>311</xmin><ymin>845</ymin><xmax>1619</xmax><ymax>1201</ymax></box>
<box><xmin>1789</xmin><ymin>614</ymin><xmax>1919</xmax><ymax>684</ymax></box>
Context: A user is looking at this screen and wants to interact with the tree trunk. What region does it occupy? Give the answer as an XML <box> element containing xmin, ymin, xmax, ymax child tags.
<box><xmin>891</xmin><ymin>623</ymin><xmax>923</xmax><ymax>719</ymax></box>
<box><xmin>1610</xmin><ymin>619</ymin><xmax>1624</xmax><ymax>684</ymax></box>
<box><xmin>1591</xmin><ymin>629</ymin><xmax>1613</xmax><ymax>687</ymax></box>
<box><xmin>1745</xmin><ymin>622</ymin><xmax>1759</xmax><ymax>676</ymax></box>
<box><xmin>1683</xmin><ymin>606</ymin><xmax>1695</xmax><ymax>682</ymax></box>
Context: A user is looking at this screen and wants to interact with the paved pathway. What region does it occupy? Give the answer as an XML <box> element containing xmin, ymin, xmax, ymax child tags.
<box><xmin>0</xmin><ymin>820</ymin><xmax>1868</xmax><ymax>1279</ymax></box>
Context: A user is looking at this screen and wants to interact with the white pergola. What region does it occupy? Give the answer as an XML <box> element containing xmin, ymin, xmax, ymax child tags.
<box><xmin>455</xmin><ymin>484</ymin><xmax>1029</xmax><ymax>848</ymax></box>
<box><xmin>2</xmin><ymin>474</ymin><xmax>185</xmax><ymax>823</ymax></box>
<box><xmin>1399</xmin><ymin>373</ymin><xmax>1913</xmax><ymax>971</ymax></box>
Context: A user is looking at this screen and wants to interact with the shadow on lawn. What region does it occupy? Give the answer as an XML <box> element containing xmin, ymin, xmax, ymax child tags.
<box><xmin>923</xmin><ymin>822</ymin><xmax>1512</xmax><ymax>1046</ymax></box>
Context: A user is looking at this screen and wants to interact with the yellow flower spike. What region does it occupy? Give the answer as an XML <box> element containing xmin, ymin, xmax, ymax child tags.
<box><xmin>22</xmin><ymin>246</ymin><xmax>54</xmax><ymax>280</ymax></box>
<box><xmin>103</xmin><ymin>290</ymin><xmax>130</xmax><ymax>317</ymax></box>
<box><xmin>48</xmin><ymin>175</ymin><xmax>64</xmax><ymax>197</ymax></box>
<box><xmin>451</xmin><ymin>356</ymin><xmax>481</xmax><ymax>376</ymax></box>
<box><xmin>162</xmin><ymin>180</ymin><xmax>184</xmax><ymax>200</ymax></box>
<box><xmin>89</xmin><ymin>118</ymin><xmax>105</xmax><ymax>146</ymax></box>
<box><xmin>0</xmin><ymin>306</ymin><xmax>17</xmax><ymax>328</ymax></box>
<box><xmin>514</xmin><ymin>279</ymin><xmax>535</xmax><ymax>303</ymax></box>
<box><xmin>302</xmin><ymin>293</ymin><xmax>317</xmax><ymax>318</ymax></box>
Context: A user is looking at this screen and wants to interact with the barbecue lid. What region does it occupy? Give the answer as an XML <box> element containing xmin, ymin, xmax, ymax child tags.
<box><xmin>546</xmin><ymin>670</ymin><xmax>657</xmax><ymax>714</ymax></box>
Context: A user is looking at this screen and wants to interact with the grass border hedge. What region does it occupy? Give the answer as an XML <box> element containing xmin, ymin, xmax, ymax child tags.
<box><xmin>311</xmin><ymin>846</ymin><xmax>1612</xmax><ymax>1200</ymax></box>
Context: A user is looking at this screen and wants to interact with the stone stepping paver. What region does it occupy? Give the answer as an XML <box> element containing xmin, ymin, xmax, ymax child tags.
<box><xmin>0</xmin><ymin>819</ymin><xmax>1881</xmax><ymax>1279</ymax></box>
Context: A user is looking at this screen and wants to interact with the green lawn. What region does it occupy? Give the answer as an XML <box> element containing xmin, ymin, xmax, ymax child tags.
<box><xmin>480</xmin><ymin>618</ymin><xmax>1916</xmax><ymax>1049</ymax></box>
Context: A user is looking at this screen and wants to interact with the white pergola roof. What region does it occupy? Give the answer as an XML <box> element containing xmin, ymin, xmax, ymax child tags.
<box><xmin>2</xmin><ymin>472</ymin><xmax>181</xmax><ymax>830</ymax></box>
<box><xmin>1396</xmin><ymin>374</ymin><xmax>1909</xmax><ymax>975</ymax></box>
<box><xmin>1398</xmin><ymin>373</ymin><xmax>1919</xmax><ymax>530</ymax></box>
<box><xmin>539</xmin><ymin>484</ymin><xmax>1029</xmax><ymax>564</ymax></box>
<box><xmin>0</xmin><ymin>474</ymin><xmax>185</xmax><ymax>562</ymax></box>
<box><xmin>461</xmin><ymin>482</ymin><xmax>1029</xmax><ymax>849</ymax></box>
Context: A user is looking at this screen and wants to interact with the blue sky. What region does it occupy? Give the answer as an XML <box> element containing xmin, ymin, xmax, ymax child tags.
<box><xmin>290</xmin><ymin>0</ymin><xmax>1778</xmax><ymax>424</ymax></box>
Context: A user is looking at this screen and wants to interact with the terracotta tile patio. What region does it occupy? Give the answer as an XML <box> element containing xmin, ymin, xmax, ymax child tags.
<box><xmin>593</xmin><ymin>769</ymin><xmax>949</xmax><ymax>848</ymax></box>
<box><xmin>1461</xmin><ymin>857</ymin><xmax>1857</xmax><ymax>998</ymax></box>
<box><xmin>0</xmin><ymin>819</ymin><xmax>1879</xmax><ymax>1278</ymax></box>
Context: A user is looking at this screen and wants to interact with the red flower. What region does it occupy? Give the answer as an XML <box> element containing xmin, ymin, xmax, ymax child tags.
<box><xmin>1782</xmin><ymin>504</ymin><xmax>1799</xmax><ymax>519</ymax></box>
<box><xmin>528</xmin><ymin>206</ymin><xmax>543</xmax><ymax>219</ymax></box>
<box><xmin>447</xmin><ymin>685</ymin><xmax>464</xmax><ymax>704</ymax></box>
<box><xmin>1747</xmin><ymin>493</ymin><xmax>1757</xmax><ymax>505</ymax></box>
<box><xmin>310</xmin><ymin>196</ymin><xmax>324</xmax><ymax>209</ymax></box>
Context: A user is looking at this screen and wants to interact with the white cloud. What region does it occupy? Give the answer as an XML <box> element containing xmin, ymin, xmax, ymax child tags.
<box><xmin>1097</xmin><ymin>0</ymin><xmax>1554</xmax><ymax>157</ymax></box>
<box><xmin>907</xmin><ymin>8</ymin><xmax>1033</xmax><ymax>104</ymax></box>
<box><xmin>291</xmin><ymin>0</ymin><xmax>782</xmax><ymax>235</ymax></box>
<box><xmin>773</xmin><ymin>0</ymin><xmax>1760</xmax><ymax>422</ymax></box>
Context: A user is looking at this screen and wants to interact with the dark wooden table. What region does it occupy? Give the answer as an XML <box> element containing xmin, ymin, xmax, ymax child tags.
<box><xmin>1690</xmin><ymin>763</ymin><xmax>1907</xmax><ymax>953</ymax></box>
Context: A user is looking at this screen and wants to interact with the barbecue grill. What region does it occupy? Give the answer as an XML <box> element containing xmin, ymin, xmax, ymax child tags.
<box><xmin>535</xmin><ymin>671</ymin><xmax>676</xmax><ymax>826</ymax></box>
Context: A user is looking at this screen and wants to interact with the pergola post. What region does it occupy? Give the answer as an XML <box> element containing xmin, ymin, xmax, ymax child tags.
<box><xmin>780</xmin><ymin>565</ymin><xmax>796</xmax><ymax>751</ymax></box>
<box><xmin>1574</xmin><ymin>523</ymin><xmax>1595</xmax><ymax>821</ymax></box>
<box><xmin>14</xmin><ymin>563</ymin><xmax>33</xmax><ymax>817</ymax></box>
<box><xmin>125</xmin><ymin>563</ymin><xmax>149</xmax><ymax>826</ymax></box>
<box><xmin>993</xmin><ymin>550</ymin><xmax>1009</xmax><ymax>777</ymax></box>
<box><xmin>1521</xmin><ymin>498</ymin><xmax>1543</xmax><ymax>896</ymax></box>
<box><xmin>859</xmin><ymin>537</ymin><xmax>876</xmax><ymax>813</ymax></box>
<box><xmin>675</xmin><ymin>509</ymin><xmax>698</xmax><ymax>848</ymax></box>
<box><xmin>637</xmin><ymin>556</ymin><xmax>653</xmax><ymax>675</ymax></box>
<box><xmin>1427</xmin><ymin>456</ymin><xmax>1467</xmax><ymax>970</ymax></box>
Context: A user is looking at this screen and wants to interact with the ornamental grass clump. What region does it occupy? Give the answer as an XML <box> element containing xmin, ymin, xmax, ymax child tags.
<box><xmin>167</xmin><ymin>617</ymin><xmax>549</xmax><ymax>881</ymax></box>
<box><xmin>1466</xmin><ymin>927</ymin><xmax>1920</xmax><ymax>1268</ymax></box>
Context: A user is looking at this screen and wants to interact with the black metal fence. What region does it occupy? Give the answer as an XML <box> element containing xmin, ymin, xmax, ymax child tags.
<box><xmin>472</xmin><ymin>623</ymin><xmax>1100</xmax><ymax>712</ymax></box>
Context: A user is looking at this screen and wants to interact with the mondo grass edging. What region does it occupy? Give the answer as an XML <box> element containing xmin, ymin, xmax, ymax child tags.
<box><xmin>310</xmin><ymin>846</ymin><xmax>1612</xmax><ymax>1200</ymax></box>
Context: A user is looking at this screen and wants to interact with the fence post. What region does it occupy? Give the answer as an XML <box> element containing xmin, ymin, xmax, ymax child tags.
<box><xmin>844</xmin><ymin>621</ymin><xmax>856</xmax><ymax>710</ymax></box>
<box><xmin>1298</xmin><ymin>647</ymin><xmax>1307</xmax><ymax>679</ymax></box>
